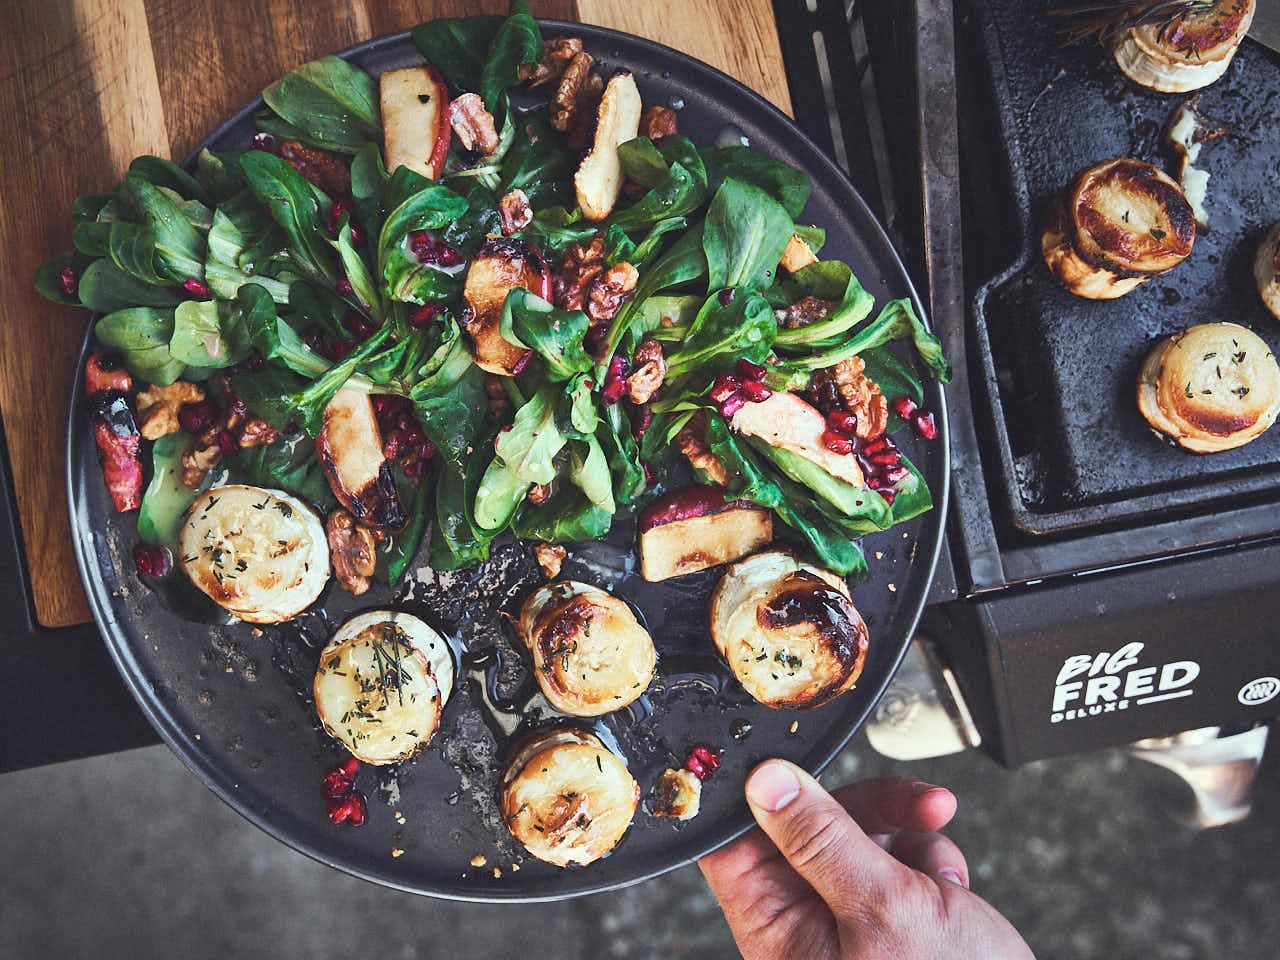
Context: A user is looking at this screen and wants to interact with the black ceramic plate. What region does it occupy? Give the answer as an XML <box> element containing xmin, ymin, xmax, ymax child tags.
<box><xmin>67</xmin><ymin>23</ymin><xmax>948</xmax><ymax>901</ymax></box>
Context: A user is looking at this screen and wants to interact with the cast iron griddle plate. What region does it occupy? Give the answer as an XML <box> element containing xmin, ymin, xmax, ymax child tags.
<box><xmin>66</xmin><ymin>24</ymin><xmax>947</xmax><ymax>901</ymax></box>
<box><xmin>971</xmin><ymin>0</ymin><xmax>1280</xmax><ymax>533</ymax></box>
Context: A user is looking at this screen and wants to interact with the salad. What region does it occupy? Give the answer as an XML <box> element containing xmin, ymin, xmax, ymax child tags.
<box><xmin>38</xmin><ymin>0</ymin><xmax>950</xmax><ymax>602</ymax></box>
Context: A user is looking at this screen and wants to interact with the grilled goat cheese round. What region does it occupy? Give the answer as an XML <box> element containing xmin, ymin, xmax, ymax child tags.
<box><xmin>518</xmin><ymin>581</ymin><xmax>656</xmax><ymax>717</ymax></box>
<box><xmin>178</xmin><ymin>484</ymin><xmax>328</xmax><ymax>623</ymax></box>
<box><xmin>501</xmin><ymin>727</ymin><xmax>639</xmax><ymax>867</ymax></box>
<box><xmin>710</xmin><ymin>550</ymin><xmax>869</xmax><ymax>710</ymax></box>
<box><xmin>1042</xmin><ymin>159</ymin><xmax>1196</xmax><ymax>299</ymax></box>
<box><xmin>1138</xmin><ymin>322</ymin><xmax>1280</xmax><ymax>453</ymax></box>
<box><xmin>1254</xmin><ymin>223</ymin><xmax>1280</xmax><ymax>321</ymax></box>
<box><xmin>1113</xmin><ymin>0</ymin><xmax>1254</xmax><ymax>94</ymax></box>
<box><xmin>314</xmin><ymin>611</ymin><xmax>455</xmax><ymax>764</ymax></box>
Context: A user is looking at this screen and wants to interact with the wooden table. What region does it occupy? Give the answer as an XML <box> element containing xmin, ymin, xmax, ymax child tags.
<box><xmin>1</xmin><ymin>0</ymin><xmax>791</xmax><ymax>628</ymax></box>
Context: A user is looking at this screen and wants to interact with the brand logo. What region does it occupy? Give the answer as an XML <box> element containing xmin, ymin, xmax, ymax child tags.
<box><xmin>1050</xmin><ymin>642</ymin><xmax>1199</xmax><ymax>724</ymax></box>
<box><xmin>1238</xmin><ymin>677</ymin><xmax>1280</xmax><ymax>707</ymax></box>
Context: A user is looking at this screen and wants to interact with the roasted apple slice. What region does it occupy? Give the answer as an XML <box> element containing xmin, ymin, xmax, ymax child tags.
<box><xmin>461</xmin><ymin>237</ymin><xmax>551</xmax><ymax>375</ymax></box>
<box><xmin>316</xmin><ymin>388</ymin><xmax>408</xmax><ymax>531</ymax></box>
<box><xmin>574</xmin><ymin>72</ymin><xmax>643</xmax><ymax>221</ymax></box>
<box><xmin>379</xmin><ymin>65</ymin><xmax>452</xmax><ymax>179</ymax></box>
<box><xmin>638</xmin><ymin>486</ymin><xmax>772</xmax><ymax>582</ymax></box>
<box><xmin>732</xmin><ymin>391</ymin><xmax>865</xmax><ymax>487</ymax></box>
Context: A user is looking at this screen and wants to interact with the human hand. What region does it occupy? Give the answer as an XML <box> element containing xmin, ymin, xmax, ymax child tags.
<box><xmin>699</xmin><ymin>760</ymin><xmax>1035</xmax><ymax>959</ymax></box>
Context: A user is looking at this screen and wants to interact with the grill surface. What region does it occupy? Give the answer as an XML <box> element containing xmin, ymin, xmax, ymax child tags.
<box><xmin>969</xmin><ymin>0</ymin><xmax>1280</xmax><ymax>536</ymax></box>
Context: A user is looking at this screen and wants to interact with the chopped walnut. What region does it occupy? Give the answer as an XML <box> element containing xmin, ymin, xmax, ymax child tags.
<box><xmin>565</xmin><ymin>74</ymin><xmax>604</xmax><ymax>152</ymax></box>
<box><xmin>327</xmin><ymin>509</ymin><xmax>379</xmax><ymax>596</ymax></box>
<box><xmin>775</xmin><ymin>296</ymin><xmax>833</xmax><ymax>330</ymax></box>
<box><xmin>484</xmin><ymin>374</ymin><xmax>510</xmax><ymax>418</ymax></box>
<box><xmin>238</xmin><ymin>416</ymin><xmax>280</xmax><ymax>449</ymax></box>
<box><xmin>810</xmin><ymin>356</ymin><xmax>889</xmax><ymax>439</ymax></box>
<box><xmin>533</xmin><ymin>543</ymin><xmax>567</xmax><ymax>579</ymax></box>
<box><xmin>552</xmin><ymin>235</ymin><xmax>606</xmax><ymax>311</ymax></box>
<box><xmin>586</xmin><ymin>261</ymin><xmax>639</xmax><ymax>323</ymax></box>
<box><xmin>449</xmin><ymin>93</ymin><xmax>500</xmax><ymax>155</ymax></box>
<box><xmin>652</xmin><ymin>768</ymin><xmax>701</xmax><ymax>820</ymax></box>
<box><xmin>527</xmin><ymin>483</ymin><xmax>552</xmax><ymax>506</ymax></box>
<box><xmin>279</xmin><ymin>140</ymin><xmax>351</xmax><ymax>197</ymax></box>
<box><xmin>181</xmin><ymin>444</ymin><xmax>221</xmax><ymax>489</ymax></box>
<box><xmin>640</xmin><ymin>105</ymin><xmax>678</xmax><ymax>141</ymax></box>
<box><xmin>626</xmin><ymin>339</ymin><xmax>665</xmax><ymax>405</ymax></box>
<box><xmin>499</xmin><ymin>188</ymin><xmax>534</xmax><ymax>235</ymax></box>
<box><xmin>550</xmin><ymin>51</ymin><xmax>596</xmax><ymax>134</ymax></box>
<box><xmin>136</xmin><ymin>381</ymin><xmax>205</xmax><ymax>441</ymax></box>
<box><xmin>519</xmin><ymin>36</ymin><xmax>584</xmax><ymax>86</ymax></box>
<box><xmin>779</xmin><ymin>234</ymin><xmax>818</xmax><ymax>273</ymax></box>
<box><xmin>674</xmin><ymin>413</ymin><xmax>729</xmax><ymax>486</ymax></box>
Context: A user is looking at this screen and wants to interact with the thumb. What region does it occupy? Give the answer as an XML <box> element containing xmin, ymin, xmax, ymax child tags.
<box><xmin>745</xmin><ymin>759</ymin><xmax>901</xmax><ymax>913</ymax></box>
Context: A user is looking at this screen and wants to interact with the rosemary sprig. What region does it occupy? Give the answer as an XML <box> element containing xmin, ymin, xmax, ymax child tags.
<box><xmin>370</xmin><ymin>624</ymin><xmax>411</xmax><ymax>707</ymax></box>
<box><xmin>1048</xmin><ymin>0</ymin><xmax>1216</xmax><ymax>45</ymax></box>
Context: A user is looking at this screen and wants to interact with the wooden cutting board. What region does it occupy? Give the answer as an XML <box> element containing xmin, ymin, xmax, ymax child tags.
<box><xmin>0</xmin><ymin>0</ymin><xmax>790</xmax><ymax>628</ymax></box>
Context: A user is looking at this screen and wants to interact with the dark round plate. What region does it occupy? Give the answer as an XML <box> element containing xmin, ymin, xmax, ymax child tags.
<box><xmin>67</xmin><ymin>22</ymin><xmax>949</xmax><ymax>901</ymax></box>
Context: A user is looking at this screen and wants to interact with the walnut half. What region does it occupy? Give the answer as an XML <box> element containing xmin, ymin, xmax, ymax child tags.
<box><xmin>809</xmin><ymin>356</ymin><xmax>888</xmax><ymax>439</ymax></box>
<box><xmin>137</xmin><ymin>381</ymin><xmax>205</xmax><ymax>441</ymax></box>
<box><xmin>673</xmin><ymin>413</ymin><xmax>729</xmax><ymax>486</ymax></box>
<box><xmin>626</xmin><ymin>339</ymin><xmax>665</xmax><ymax>405</ymax></box>
<box><xmin>326</xmin><ymin>508</ymin><xmax>381</xmax><ymax>596</ymax></box>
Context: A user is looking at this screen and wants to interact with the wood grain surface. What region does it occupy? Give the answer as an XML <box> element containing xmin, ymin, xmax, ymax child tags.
<box><xmin>3</xmin><ymin>0</ymin><xmax>789</xmax><ymax>628</ymax></box>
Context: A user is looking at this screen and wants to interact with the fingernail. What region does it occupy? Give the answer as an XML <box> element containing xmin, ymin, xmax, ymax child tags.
<box><xmin>911</xmin><ymin>780</ymin><xmax>941</xmax><ymax>796</ymax></box>
<box><xmin>938</xmin><ymin>868</ymin><xmax>967</xmax><ymax>888</ymax></box>
<box><xmin>745</xmin><ymin>761</ymin><xmax>801</xmax><ymax>812</ymax></box>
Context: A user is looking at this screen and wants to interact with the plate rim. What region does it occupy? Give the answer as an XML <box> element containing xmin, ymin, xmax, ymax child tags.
<box><xmin>66</xmin><ymin>19</ymin><xmax>950</xmax><ymax>902</ymax></box>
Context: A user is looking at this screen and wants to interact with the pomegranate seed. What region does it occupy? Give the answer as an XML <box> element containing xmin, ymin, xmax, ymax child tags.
<box><xmin>409</xmin><ymin>230</ymin><xmax>462</xmax><ymax>267</ymax></box>
<box><xmin>383</xmin><ymin>432</ymin><xmax>404</xmax><ymax>459</ymax></box>
<box><xmin>335</xmin><ymin>277</ymin><xmax>354</xmax><ymax>297</ymax></box>
<box><xmin>719</xmin><ymin>394</ymin><xmax>747</xmax><ymax>418</ymax></box>
<box><xmin>879</xmin><ymin>490</ymin><xmax>896</xmax><ymax>505</ymax></box>
<box><xmin>684</xmin><ymin>753</ymin><xmax>707</xmax><ymax>779</ymax></box>
<box><xmin>584</xmin><ymin>322</ymin><xmax>608</xmax><ymax>352</ymax></box>
<box><xmin>825</xmin><ymin>410</ymin><xmax>858</xmax><ymax>436</ymax></box>
<box><xmin>608</xmin><ymin>354</ymin><xmax>630</xmax><ymax>379</ymax></box>
<box><xmin>339</xmin><ymin>756</ymin><xmax>359</xmax><ymax>778</ymax></box>
<box><xmin>372</xmin><ymin>395</ymin><xmax>393</xmax><ymax>416</ymax></box>
<box><xmin>741</xmin><ymin>380</ymin><xmax>772</xmax><ymax>402</ymax></box>
<box><xmin>709</xmin><ymin>374</ymin><xmax>741</xmax><ymax>404</ymax></box>
<box><xmin>822</xmin><ymin>430</ymin><xmax>853</xmax><ymax>455</ymax></box>
<box><xmin>913</xmin><ymin>411</ymin><xmax>937</xmax><ymax>440</ymax></box>
<box><xmin>736</xmin><ymin>358</ymin><xmax>767</xmax><ymax>381</ymax></box>
<box><xmin>182</xmin><ymin>278</ymin><xmax>211</xmax><ymax>298</ymax></box>
<box><xmin>344</xmin><ymin>792</ymin><xmax>367</xmax><ymax>826</ymax></box>
<box><xmin>869</xmin><ymin>451</ymin><xmax>901</xmax><ymax>467</ymax></box>
<box><xmin>861</xmin><ymin>436</ymin><xmax>894</xmax><ymax>456</ymax></box>
<box><xmin>717</xmin><ymin>288</ymin><xmax>735</xmax><ymax>306</ymax></box>
<box><xmin>407</xmin><ymin>304</ymin><xmax>444</xmax><ymax>329</ymax></box>
<box><xmin>132</xmin><ymin>542</ymin><xmax>170</xmax><ymax>577</ymax></box>
<box><xmin>403</xmin><ymin>424</ymin><xmax>428</xmax><ymax>448</ymax></box>
<box><xmin>177</xmin><ymin>400</ymin><xmax>218</xmax><ymax>434</ymax></box>
<box><xmin>251</xmin><ymin>132</ymin><xmax>277</xmax><ymax>153</ymax></box>
<box><xmin>511</xmin><ymin>351</ymin><xmax>533</xmax><ymax>376</ymax></box>
<box><xmin>326</xmin><ymin>796</ymin><xmax>353</xmax><ymax>824</ymax></box>
<box><xmin>344</xmin><ymin>311</ymin><xmax>376</xmax><ymax>340</ymax></box>
<box><xmin>58</xmin><ymin>266</ymin><xmax>78</xmax><ymax>297</ymax></box>
<box><xmin>643</xmin><ymin>461</ymin><xmax>656</xmax><ymax>486</ymax></box>
<box><xmin>691</xmin><ymin>744</ymin><xmax>721</xmax><ymax>772</ymax></box>
<box><xmin>501</xmin><ymin>423</ymin><xmax>514</xmax><ymax>432</ymax></box>
<box><xmin>885</xmin><ymin>464</ymin><xmax>911</xmax><ymax>484</ymax></box>
<box><xmin>321</xmin><ymin>770</ymin><xmax>352</xmax><ymax>800</ymax></box>
<box><xmin>216</xmin><ymin>431</ymin><xmax>237</xmax><ymax>455</ymax></box>
<box><xmin>891</xmin><ymin>396</ymin><xmax>918</xmax><ymax>419</ymax></box>
<box><xmin>601</xmin><ymin>377</ymin><xmax>627</xmax><ymax>405</ymax></box>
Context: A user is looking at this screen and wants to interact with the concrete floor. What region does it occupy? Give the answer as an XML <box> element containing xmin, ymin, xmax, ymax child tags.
<box><xmin>2</xmin><ymin>735</ymin><xmax>1277</xmax><ymax>959</ymax></box>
